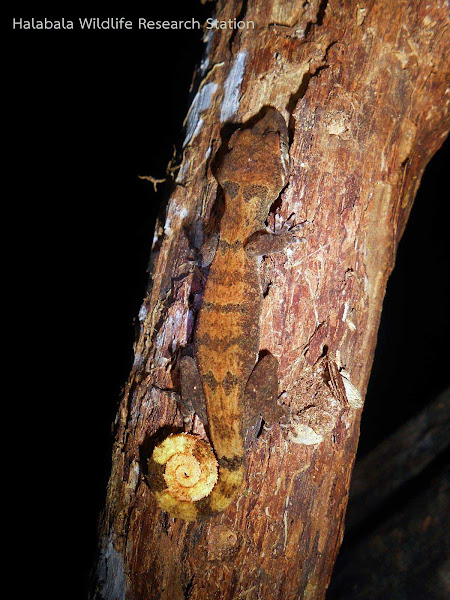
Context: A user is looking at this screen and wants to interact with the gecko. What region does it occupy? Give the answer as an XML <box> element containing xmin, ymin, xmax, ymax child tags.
<box><xmin>147</xmin><ymin>108</ymin><xmax>299</xmax><ymax>520</ymax></box>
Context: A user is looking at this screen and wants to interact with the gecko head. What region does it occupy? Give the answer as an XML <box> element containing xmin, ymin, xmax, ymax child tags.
<box><xmin>217</xmin><ymin>108</ymin><xmax>290</xmax><ymax>197</ymax></box>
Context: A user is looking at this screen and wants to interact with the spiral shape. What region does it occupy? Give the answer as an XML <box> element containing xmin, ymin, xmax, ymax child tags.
<box><xmin>149</xmin><ymin>433</ymin><xmax>218</xmax><ymax>518</ymax></box>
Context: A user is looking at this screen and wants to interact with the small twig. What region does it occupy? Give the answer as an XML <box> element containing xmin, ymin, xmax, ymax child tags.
<box><xmin>138</xmin><ymin>175</ymin><xmax>166</xmax><ymax>192</ymax></box>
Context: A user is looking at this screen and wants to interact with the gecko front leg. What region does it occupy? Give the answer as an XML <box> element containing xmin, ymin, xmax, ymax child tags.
<box><xmin>245</xmin><ymin>221</ymin><xmax>304</xmax><ymax>257</ymax></box>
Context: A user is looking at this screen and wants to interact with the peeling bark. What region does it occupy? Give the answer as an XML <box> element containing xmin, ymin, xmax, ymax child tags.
<box><xmin>91</xmin><ymin>1</ymin><xmax>449</xmax><ymax>599</ymax></box>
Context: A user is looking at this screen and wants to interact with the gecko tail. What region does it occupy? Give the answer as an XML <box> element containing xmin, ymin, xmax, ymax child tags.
<box><xmin>147</xmin><ymin>433</ymin><xmax>244</xmax><ymax>520</ymax></box>
<box><xmin>201</xmin><ymin>463</ymin><xmax>244</xmax><ymax>515</ymax></box>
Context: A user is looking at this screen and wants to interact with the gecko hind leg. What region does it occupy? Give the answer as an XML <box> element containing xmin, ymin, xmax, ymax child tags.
<box><xmin>179</xmin><ymin>355</ymin><xmax>208</xmax><ymax>427</ymax></box>
<box><xmin>243</xmin><ymin>352</ymin><xmax>288</xmax><ymax>449</ymax></box>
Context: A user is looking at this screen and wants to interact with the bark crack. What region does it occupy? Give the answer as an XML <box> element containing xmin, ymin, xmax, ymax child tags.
<box><xmin>184</xmin><ymin>574</ymin><xmax>195</xmax><ymax>600</ymax></box>
<box><xmin>228</xmin><ymin>0</ymin><xmax>249</xmax><ymax>51</ymax></box>
<box><xmin>304</xmin><ymin>0</ymin><xmax>329</xmax><ymax>38</ymax></box>
<box><xmin>287</xmin><ymin>40</ymin><xmax>338</xmax><ymax>133</ymax></box>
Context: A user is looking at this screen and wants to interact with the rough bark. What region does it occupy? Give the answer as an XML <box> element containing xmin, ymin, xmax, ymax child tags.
<box><xmin>91</xmin><ymin>1</ymin><xmax>449</xmax><ymax>599</ymax></box>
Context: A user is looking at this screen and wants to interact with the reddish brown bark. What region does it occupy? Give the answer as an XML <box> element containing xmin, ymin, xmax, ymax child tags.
<box><xmin>91</xmin><ymin>1</ymin><xmax>449</xmax><ymax>599</ymax></box>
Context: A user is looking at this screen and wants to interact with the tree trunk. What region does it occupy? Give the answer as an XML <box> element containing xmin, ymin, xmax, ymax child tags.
<box><xmin>91</xmin><ymin>1</ymin><xmax>449</xmax><ymax>598</ymax></box>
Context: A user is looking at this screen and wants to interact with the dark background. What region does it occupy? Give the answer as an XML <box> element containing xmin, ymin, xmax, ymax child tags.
<box><xmin>6</xmin><ymin>6</ymin><xmax>448</xmax><ymax>597</ymax></box>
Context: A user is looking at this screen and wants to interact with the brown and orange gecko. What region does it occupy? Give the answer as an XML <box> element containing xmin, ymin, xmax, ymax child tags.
<box><xmin>147</xmin><ymin>108</ymin><xmax>300</xmax><ymax>520</ymax></box>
